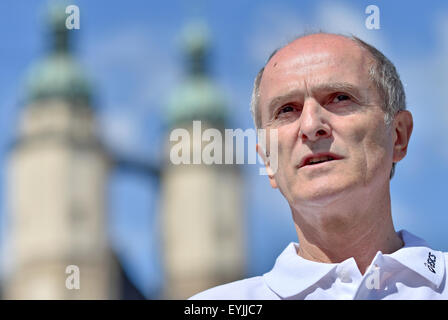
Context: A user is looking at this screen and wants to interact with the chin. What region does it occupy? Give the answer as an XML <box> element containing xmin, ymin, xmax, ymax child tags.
<box><xmin>291</xmin><ymin>179</ymin><xmax>357</xmax><ymax>208</ymax></box>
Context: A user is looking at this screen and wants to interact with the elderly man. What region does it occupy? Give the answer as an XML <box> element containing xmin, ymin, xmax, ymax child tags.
<box><xmin>190</xmin><ymin>32</ymin><xmax>447</xmax><ymax>299</ymax></box>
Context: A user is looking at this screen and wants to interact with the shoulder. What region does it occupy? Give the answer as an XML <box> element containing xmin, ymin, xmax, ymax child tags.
<box><xmin>188</xmin><ymin>276</ymin><xmax>278</xmax><ymax>300</ymax></box>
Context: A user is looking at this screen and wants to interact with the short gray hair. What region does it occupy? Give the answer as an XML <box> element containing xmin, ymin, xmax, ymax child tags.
<box><xmin>250</xmin><ymin>32</ymin><xmax>407</xmax><ymax>179</ymax></box>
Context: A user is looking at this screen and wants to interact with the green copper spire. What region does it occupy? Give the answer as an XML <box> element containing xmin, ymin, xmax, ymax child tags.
<box><xmin>183</xmin><ymin>21</ymin><xmax>209</xmax><ymax>76</ymax></box>
<box><xmin>25</xmin><ymin>1</ymin><xmax>91</xmax><ymax>104</ymax></box>
<box><xmin>166</xmin><ymin>21</ymin><xmax>227</xmax><ymax>127</ymax></box>
<box><xmin>48</xmin><ymin>1</ymin><xmax>70</xmax><ymax>53</ymax></box>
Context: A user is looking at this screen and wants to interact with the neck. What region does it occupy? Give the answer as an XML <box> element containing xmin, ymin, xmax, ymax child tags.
<box><xmin>291</xmin><ymin>184</ymin><xmax>403</xmax><ymax>275</ymax></box>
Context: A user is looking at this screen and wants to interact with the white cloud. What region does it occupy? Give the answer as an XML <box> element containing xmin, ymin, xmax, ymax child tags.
<box><xmin>247</xmin><ymin>4</ymin><xmax>306</xmax><ymax>66</ymax></box>
<box><xmin>315</xmin><ymin>1</ymin><xmax>386</xmax><ymax>49</ymax></box>
<box><xmin>99</xmin><ymin>110</ymin><xmax>141</xmax><ymax>155</ymax></box>
<box><xmin>85</xmin><ymin>23</ymin><xmax>180</xmax><ymax>107</ymax></box>
<box><xmin>79</xmin><ymin>23</ymin><xmax>180</xmax><ymax>158</ymax></box>
<box><xmin>248</xmin><ymin>1</ymin><xmax>387</xmax><ymax>67</ymax></box>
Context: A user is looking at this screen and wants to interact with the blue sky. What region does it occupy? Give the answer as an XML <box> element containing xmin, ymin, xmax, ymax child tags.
<box><xmin>1</xmin><ymin>0</ymin><xmax>448</xmax><ymax>298</ymax></box>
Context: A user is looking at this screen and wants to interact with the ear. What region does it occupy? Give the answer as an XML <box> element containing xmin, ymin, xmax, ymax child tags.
<box><xmin>256</xmin><ymin>143</ymin><xmax>278</xmax><ymax>189</ymax></box>
<box><xmin>392</xmin><ymin>110</ymin><xmax>413</xmax><ymax>163</ymax></box>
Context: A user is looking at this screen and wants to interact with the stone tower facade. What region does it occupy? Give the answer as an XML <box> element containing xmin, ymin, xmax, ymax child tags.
<box><xmin>4</xmin><ymin>3</ymin><xmax>117</xmax><ymax>299</ymax></box>
<box><xmin>161</xmin><ymin>22</ymin><xmax>245</xmax><ymax>299</ymax></box>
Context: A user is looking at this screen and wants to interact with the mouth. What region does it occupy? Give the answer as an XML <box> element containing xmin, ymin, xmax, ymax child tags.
<box><xmin>298</xmin><ymin>153</ymin><xmax>343</xmax><ymax>169</ymax></box>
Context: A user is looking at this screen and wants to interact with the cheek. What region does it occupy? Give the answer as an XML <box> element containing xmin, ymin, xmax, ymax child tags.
<box><xmin>344</xmin><ymin>119</ymin><xmax>392</xmax><ymax>172</ymax></box>
<box><xmin>364</xmin><ymin>119</ymin><xmax>392</xmax><ymax>155</ymax></box>
<box><xmin>272</xmin><ymin>127</ymin><xmax>300</xmax><ymax>189</ymax></box>
<box><xmin>274</xmin><ymin>125</ymin><xmax>298</xmax><ymax>161</ymax></box>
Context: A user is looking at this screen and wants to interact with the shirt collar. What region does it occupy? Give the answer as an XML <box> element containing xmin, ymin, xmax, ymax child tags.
<box><xmin>263</xmin><ymin>229</ymin><xmax>445</xmax><ymax>299</ymax></box>
<box><xmin>263</xmin><ymin>242</ymin><xmax>338</xmax><ymax>298</ymax></box>
<box><xmin>382</xmin><ymin>229</ymin><xmax>445</xmax><ymax>288</ymax></box>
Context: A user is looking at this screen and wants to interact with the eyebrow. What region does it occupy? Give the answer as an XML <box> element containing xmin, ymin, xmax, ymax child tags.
<box><xmin>265</xmin><ymin>82</ymin><xmax>365</xmax><ymax>112</ymax></box>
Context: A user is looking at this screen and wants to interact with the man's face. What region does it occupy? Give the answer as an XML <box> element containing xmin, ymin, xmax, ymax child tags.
<box><xmin>258</xmin><ymin>34</ymin><xmax>396</xmax><ymax>209</ymax></box>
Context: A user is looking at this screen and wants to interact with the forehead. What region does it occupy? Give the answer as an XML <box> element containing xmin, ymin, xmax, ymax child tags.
<box><xmin>259</xmin><ymin>34</ymin><xmax>374</xmax><ymax>100</ymax></box>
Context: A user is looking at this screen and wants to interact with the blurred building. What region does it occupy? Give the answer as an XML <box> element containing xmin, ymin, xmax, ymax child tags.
<box><xmin>2</xmin><ymin>3</ymin><xmax>246</xmax><ymax>300</ymax></box>
<box><xmin>161</xmin><ymin>22</ymin><xmax>245</xmax><ymax>299</ymax></box>
<box><xmin>3</xmin><ymin>3</ymin><xmax>144</xmax><ymax>299</ymax></box>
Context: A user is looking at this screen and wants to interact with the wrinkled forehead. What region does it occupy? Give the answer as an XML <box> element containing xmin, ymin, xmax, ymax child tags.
<box><xmin>260</xmin><ymin>35</ymin><xmax>374</xmax><ymax>97</ymax></box>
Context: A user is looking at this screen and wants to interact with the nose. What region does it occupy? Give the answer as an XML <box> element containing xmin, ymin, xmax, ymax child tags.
<box><xmin>298</xmin><ymin>98</ymin><xmax>331</xmax><ymax>142</ymax></box>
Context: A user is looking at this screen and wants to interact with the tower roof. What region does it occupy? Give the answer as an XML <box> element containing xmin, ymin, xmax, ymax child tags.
<box><xmin>25</xmin><ymin>2</ymin><xmax>91</xmax><ymax>104</ymax></box>
<box><xmin>166</xmin><ymin>21</ymin><xmax>227</xmax><ymax>126</ymax></box>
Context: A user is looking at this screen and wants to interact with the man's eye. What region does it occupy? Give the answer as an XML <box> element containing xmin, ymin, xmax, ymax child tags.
<box><xmin>278</xmin><ymin>105</ymin><xmax>295</xmax><ymax>115</ymax></box>
<box><xmin>332</xmin><ymin>94</ymin><xmax>351</xmax><ymax>103</ymax></box>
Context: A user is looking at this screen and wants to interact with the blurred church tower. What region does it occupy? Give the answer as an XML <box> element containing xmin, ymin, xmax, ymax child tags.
<box><xmin>4</xmin><ymin>3</ymin><xmax>118</xmax><ymax>299</ymax></box>
<box><xmin>161</xmin><ymin>21</ymin><xmax>245</xmax><ymax>299</ymax></box>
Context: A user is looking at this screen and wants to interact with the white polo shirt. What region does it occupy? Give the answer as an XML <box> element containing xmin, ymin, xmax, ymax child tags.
<box><xmin>189</xmin><ymin>230</ymin><xmax>448</xmax><ymax>299</ymax></box>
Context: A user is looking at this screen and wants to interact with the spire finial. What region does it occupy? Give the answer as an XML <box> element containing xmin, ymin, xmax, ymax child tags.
<box><xmin>47</xmin><ymin>1</ymin><xmax>71</xmax><ymax>53</ymax></box>
<box><xmin>182</xmin><ymin>21</ymin><xmax>210</xmax><ymax>76</ymax></box>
